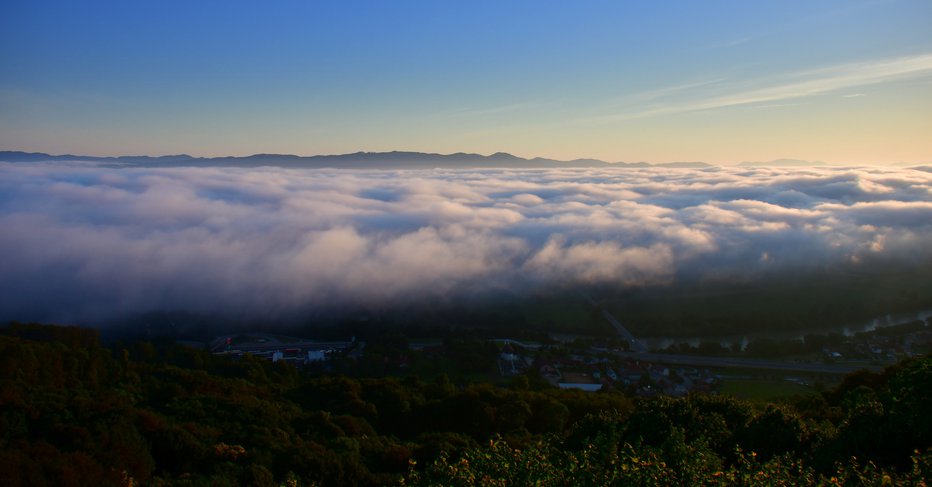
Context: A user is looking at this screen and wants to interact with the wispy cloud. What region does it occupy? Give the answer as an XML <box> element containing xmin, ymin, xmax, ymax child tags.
<box><xmin>581</xmin><ymin>53</ymin><xmax>932</xmax><ymax>124</ymax></box>
<box><xmin>747</xmin><ymin>103</ymin><xmax>801</xmax><ymax>110</ymax></box>
<box><xmin>613</xmin><ymin>78</ymin><xmax>727</xmax><ymax>105</ymax></box>
<box><xmin>842</xmin><ymin>93</ymin><xmax>867</xmax><ymax>98</ymax></box>
<box><xmin>702</xmin><ymin>36</ymin><xmax>754</xmax><ymax>49</ymax></box>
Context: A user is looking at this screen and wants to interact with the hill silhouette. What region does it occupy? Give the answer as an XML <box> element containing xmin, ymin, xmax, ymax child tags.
<box><xmin>0</xmin><ymin>150</ymin><xmax>712</xmax><ymax>169</ymax></box>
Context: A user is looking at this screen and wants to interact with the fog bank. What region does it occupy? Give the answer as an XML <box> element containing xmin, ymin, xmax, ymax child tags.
<box><xmin>2</xmin><ymin>163</ymin><xmax>931</xmax><ymax>324</ymax></box>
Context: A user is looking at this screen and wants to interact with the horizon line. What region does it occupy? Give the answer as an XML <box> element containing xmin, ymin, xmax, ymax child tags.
<box><xmin>2</xmin><ymin>148</ymin><xmax>927</xmax><ymax>167</ymax></box>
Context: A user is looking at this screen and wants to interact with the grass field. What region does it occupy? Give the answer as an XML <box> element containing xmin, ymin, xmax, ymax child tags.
<box><xmin>718</xmin><ymin>379</ymin><xmax>816</xmax><ymax>401</ymax></box>
<box><xmin>602</xmin><ymin>267</ymin><xmax>932</xmax><ymax>337</ymax></box>
<box><xmin>519</xmin><ymin>297</ymin><xmax>609</xmax><ymax>334</ymax></box>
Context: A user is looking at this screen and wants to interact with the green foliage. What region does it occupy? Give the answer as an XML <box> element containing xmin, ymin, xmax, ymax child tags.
<box><xmin>2</xmin><ymin>323</ymin><xmax>931</xmax><ymax>486</ymax></box>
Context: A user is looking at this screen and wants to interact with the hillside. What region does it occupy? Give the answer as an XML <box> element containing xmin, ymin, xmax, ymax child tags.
<box><xmin>1</xmin><ymin>323</ymin><xmax>930</xmax><ymax>486</ymax></box>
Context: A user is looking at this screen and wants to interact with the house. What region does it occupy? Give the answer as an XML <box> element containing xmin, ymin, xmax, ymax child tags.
<box><xmin>500</xmin><ymin>343</ymin><xmax>518</xmax><ymax>362</ymax></box>
<box><xmin>558</xmin><ymin>383</ymin><xmax>603</xmax><ymax>392</ymax></box>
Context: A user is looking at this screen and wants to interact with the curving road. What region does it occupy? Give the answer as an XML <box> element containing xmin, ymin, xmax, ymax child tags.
<box><xmin>613</xmin><ymin>350</ymin><xmax>882</xmax><ymax>374</ymax></box>
<box><xmin>580</xmin><ymin>291</ymin><xmax>882</xmax><ymax>374</ymax></box>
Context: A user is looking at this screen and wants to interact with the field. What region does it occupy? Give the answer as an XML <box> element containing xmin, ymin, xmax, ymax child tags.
<box><xmin>602</xmin><ymin>266</ymin><xmax>932</xmax><ymax>338</ymax></box>
<box><xmin>718</xmin><ymin>378</ymin><xmax>816</xmax><ymax>401</ymax></box>
<box><xmin>519</xmin><ymin>296</ymin><xmax>610</xmax><ymax>335</ymax></box>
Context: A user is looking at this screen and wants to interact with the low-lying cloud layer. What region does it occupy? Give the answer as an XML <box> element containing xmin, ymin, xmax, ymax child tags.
<box><xmin>2</xmin><ymin>163</ymin><xmax>931</xmax><ymax>323</ymax></box>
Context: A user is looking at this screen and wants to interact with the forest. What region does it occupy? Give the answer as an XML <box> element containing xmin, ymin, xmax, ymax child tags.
<box><xmin>1</xmin><ymin>322</ymin><xmax>930</xmax><ymax>486</ymax></box>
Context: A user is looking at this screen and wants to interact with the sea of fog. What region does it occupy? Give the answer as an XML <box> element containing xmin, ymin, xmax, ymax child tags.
<box><xmin>1</xmin><ymin>162</ymin><xmax>931</xmax><ymax>324</ymax></box>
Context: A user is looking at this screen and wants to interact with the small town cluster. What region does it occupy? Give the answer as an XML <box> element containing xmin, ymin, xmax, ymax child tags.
<box><xmin>208</xmin><ymin>316</ymin><xmax>930</xmax><ymax>397</ymax></box>
<box><xmin>495</xmin><ymin>341</ymin><xmax>719</xmax><ymax>396</ymax></box>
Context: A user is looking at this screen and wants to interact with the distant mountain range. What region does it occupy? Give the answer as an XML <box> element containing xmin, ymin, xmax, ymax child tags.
<box><xmin>737</xmin><ymin>158</ymin><xmax>828</xmax><ymax>167</ymax></box>
<box><xmin>0</xmin><ymin>150</ymin><xmax>713</xmax><ymax>169</ymax></box>
<box><xmin>3</xmin><ymin>151</ymin><xmax>899</xmax><ymax>169</ymax></box>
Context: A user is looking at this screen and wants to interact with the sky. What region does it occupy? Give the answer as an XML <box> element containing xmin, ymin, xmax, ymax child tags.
<box><xmin>1</xmin><ymin>0</ymin><xmax>931</xmax><ymax>164</ymax></box>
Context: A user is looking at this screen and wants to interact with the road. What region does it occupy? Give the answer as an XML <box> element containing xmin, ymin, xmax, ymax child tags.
<box><xmin>579</xmin><ymin>291</ymin><xmax>882</xmax><ymax>374</ymax></box>
<box><xmin>210</xmin><ymin>333</ymin><xmax>351</xmax><ymax>354</ymax></box>
<box><xmin>601</xmin><ymin>309</ymin><xmax>648</xmax><ymax>353</ymax></box>
<box><xmin>579</xmin><ymin>291</ymin><xmax>647</xmax><ymax>353</ymax></box>
<box><xmin>613</xmin><ymin>351</ymin><xmax>883</xmax><ymax>374</ymax></box>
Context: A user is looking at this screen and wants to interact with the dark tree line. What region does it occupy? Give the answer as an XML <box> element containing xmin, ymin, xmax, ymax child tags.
<box><xmin>1</xmin><ymin>322</ymin><xmax>930</xmax><ymax>486</ymax></box>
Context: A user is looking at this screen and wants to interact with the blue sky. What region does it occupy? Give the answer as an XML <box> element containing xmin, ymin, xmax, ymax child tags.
<box><xmin>2</xmin><ymin>0</ymin><xmax>931</xmax><ymax>163</ymax></box>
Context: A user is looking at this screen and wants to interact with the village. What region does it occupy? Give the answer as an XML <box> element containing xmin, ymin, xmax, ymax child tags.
<box><xmin>206</xmin><ymin>314</ymin><xmax>930</xmax><ymax>399</ymax></box>
<box><xmin>491</xmin><ymin>339</ymin><xmax>719</xmax><ymax>396</ymax></box>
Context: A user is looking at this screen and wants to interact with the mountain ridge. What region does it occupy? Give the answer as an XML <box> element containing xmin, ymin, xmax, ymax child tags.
<box><xmin>0</xmin><ymin>150</ymin><xmax>713</xmax><ymax>169</ymax></box>
<box><xmin>738</xmin><ymin>158</ymin><xmax>828</xmax><ymax>167</ymax></box>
